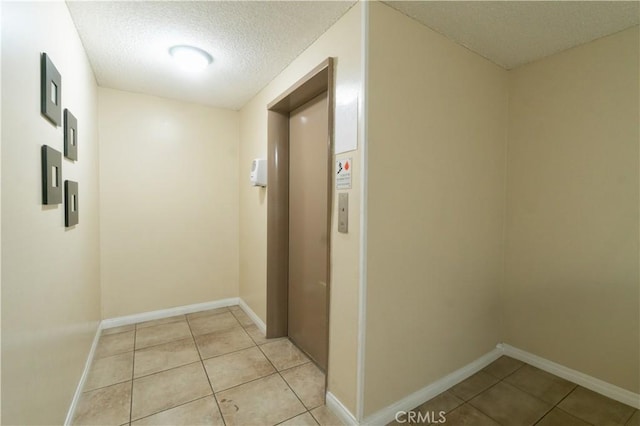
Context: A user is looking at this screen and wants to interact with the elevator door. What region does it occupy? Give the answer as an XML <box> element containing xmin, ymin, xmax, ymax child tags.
<box><xmin>288</xmin><ymin>91</ymin><xmax>329</xmax><ymax>370</ymax></box>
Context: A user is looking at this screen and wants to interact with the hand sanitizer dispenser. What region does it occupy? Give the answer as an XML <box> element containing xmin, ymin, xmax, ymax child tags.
<box><xmin>250</xmin><ymin>159</ymin><xmax>267</xmax><ymax>187</ymax></box>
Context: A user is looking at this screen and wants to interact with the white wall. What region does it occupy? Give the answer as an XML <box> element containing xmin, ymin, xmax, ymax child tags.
<box><xmin>1</xmin><ymin>2</ymin><xmax>101</xmax><ymax>423</ymax></box>
<box><xmin>239</xmin><ymin>3</ymin><xmax>363</xmax><ymax>414</ymax></box>
<box><xmin>364</xmin><ymin>2</ymin><xmax>508</xmax><ymax>416</ymax></box>
<box><xmin>505</xmin><ymin>26</ymin><xmax>640</xmax><ymax>394</ymax></box>
<box><xmin>98</xmin><ymin>88</ymin><xmax>240</xmax><ymax>318</ymax></box>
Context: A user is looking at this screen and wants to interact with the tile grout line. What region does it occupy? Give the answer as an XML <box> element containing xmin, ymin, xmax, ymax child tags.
<box><xmin>101</xmin><ymin>324</ymin><xmax>136</xmax><ymax>337</ymax></box>
<box><xmin>128</xmin><ymin>395</ymin><xmax>212</xmax><ymax>425</ymax></box>
<box><xmin>92</xmin><ymin>330</ymin><xmax>136</xmax><ymax>361</ymax></box>
<box><xmin>499</xmin><ymin>363</ymin><xmax>581</xmax><ymax>419</ymax></box>
<box><xmin>623</xmin><ymin>409</ymin><xmax>638</xmax><ymax>425</ymax></box>
<box><xmin>241</xmin><ymin>316</ymin><xmax>320</xmax><ymax>419</ymax></box>
<box><xmin>136</xmin><ymin>336</ymin><xmax>193</xmax><ymax>352</ymax></box>
<box><xmin>245</xmin><ymin>327</ymin><xmax>277</xmax><ymax>345</ymax></box>
<box><xmin>467</xmin><ymin>360</ymin><xmax>582</xmax><ymax>426</ymax></box>
<box><xmin>186</xmin><ymin>311</ymin><xmax>228</xmax><ymax>426</ymax></box>
<box><xmin>134</xmin><ymin>360</ymin><xmax>202</xmax><ymax>381</ymax></box>
<box><xmin>274</xmin><ymin>370</ymin><xmax>311</xmax><ymax>418</ymax></box>
<box><xmin>274</xmin><ymin>410</ymin><xmax>319</xmax><ymax>426</ymax></box>
<box><xmin>82</xmin><ymin>376</ymin><xmax>132</xmax><ymax>394</ymax></box>
<box><xmin>464</xmin><ymin>374</ymin><xmax>513</xmax><ymax>426</ymax></box>
<box><xmin>491</xmin><ymin>362</ymin><xmax>525</xmax><ymax>381</ymax></box>
<box><xmin>531</xmin><ymin>386</ymin><xmax>578</xmax><ymax>426</ymax></box>
<box><xmin>529</xmin><ymin>402</ymin><xmax>555</xmax><ymax>425</ymax></box>
<box><xmin>134</xmin><ymin>322</ymin><xmax>194</xmax><ymax>351</ymax></box>
<box><xmin>255</xmin><ymin>342</ymin><xmax>312</xmax><ymax>415</ymax></box>
<box><xmin>134</xmin><ymin>322</ymin><xmax>244</xmax><ymax>353</ymax></box>
<box><xmin>541</xmin><ymin>386</ymin><xmax>590</xmax><ymax>426</ymax></box>
<box><xmin>279</xmin><ymin>359</ymin><xmax>326</xmax><ymax>413</ymax></box>
<box><xmin>464</xmin><ymin>380</ymin><xmax>501</xmax><ymax>403</ymax></box>
<box><xmin>99</xmin><ymin>320</ymin><xmax>253</xmax><ymax>366</ymax></box>
<box><xmin>621</xmin><ymin>404</ymin><xmax>639</xmax><ymax>425</ymax></box>
<box><xmin>82</xmin><ymin>349</ymin><xmax>135</xmax><ymax>381</ymax></box>
<box><xmin>498</xmin><ymin>363</ymin><xmax>559</xmax><ymax>426</ymax></box>
<box><xmin>134</xmin><ymin>315</ymin><xmax>186</xmax><ymax>330</ymax></box>
<box><xmin>215</xmin><ymin>371</ymin><xmax>285</xmax><ymax>394</ymax></box>
<box><xmin>92</xmin><ymin>350</ymin><xmax>131</xmax><ymax>361</ymax></box>
<box><xmin>229</xmin><ymin>308</ymin><xmax>252</xmax><ymax>328</ymax></box>
<box><xmin>446</xmin><ymin>402</ymin><xmax>505</xmax><ymax>426</ymax></box>
<box><xmin>308</xmin><ymin>408</ymin><xmax>324</xmax><ymax>426</ymax></box>
<box><xmin>186</xmin><ymin>311</ymin><xmax>234</xmax><ymax>326</ymax></box>
<box><xmin>200</xmin><ymin>341</ymin><xmax>262</xmax><ymax>363</ymax></box>
<box><xmin>237</xmin><ymin>320</ymin><xmax>263</xmax><ymax>345</ymax></box>
<box><xmin>234</xmin><ymin>308</ymin><xmax>285</xmax><ymax>345</ymax></box>
<box><xmin>278</xmin><ymin>360</ymin><xmax>313</xmax><ymax>375</ymax></box>
<box><xmin>465</xmin><ymin>390</ymin><xmax>506</xmax><ymax>426</ymax></box>
<box><xmin>281</xmin><ymin>338</ymin><xmax>328</xmax><ymax>408</ymax></box>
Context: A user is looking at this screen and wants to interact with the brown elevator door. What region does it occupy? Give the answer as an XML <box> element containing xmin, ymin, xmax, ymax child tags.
<box><xmin>288</xmin><ymin>91</ymin><xmax>329</xmax><ymax>370</ymax></box>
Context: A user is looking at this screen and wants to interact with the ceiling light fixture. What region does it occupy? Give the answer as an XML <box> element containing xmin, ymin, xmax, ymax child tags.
<box><xmin>169</xmin><ymin>45</ymin><xmax>213</xmax><ymax>72</ymax></box>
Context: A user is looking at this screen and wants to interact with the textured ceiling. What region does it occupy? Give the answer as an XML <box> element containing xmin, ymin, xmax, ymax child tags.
<box><xmin>68</xmin><ymin>1</ymin><xmax>639</xmax><ymax>110</ymax></box>
<box><xmin>66</xmin><ymin>1</ymin><xmax>356</xmax><ymax>110</ymax></box>
<box><xmin>383</xmin><ymin>1</ymin><xmax>640</xmax><ymax>69</ymax></box>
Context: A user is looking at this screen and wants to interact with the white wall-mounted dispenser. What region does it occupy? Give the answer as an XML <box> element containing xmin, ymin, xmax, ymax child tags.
<box><xmin>250</xmin><ymin>158</ymin><xmax>267</xmax><ymax>187</ymax></box>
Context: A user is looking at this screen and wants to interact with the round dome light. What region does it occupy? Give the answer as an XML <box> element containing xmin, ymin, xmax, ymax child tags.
<box><xmin>169</xmin><ymin>45</ymin><xmax>213</xmax><ymax>72</ymax></box>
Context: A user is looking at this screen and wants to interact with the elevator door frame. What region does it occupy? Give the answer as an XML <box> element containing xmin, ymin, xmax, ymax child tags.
<box><xmin>266</xmin><ymin>58</ymin><xmax>334</xmax><ymax>362</ymax></box>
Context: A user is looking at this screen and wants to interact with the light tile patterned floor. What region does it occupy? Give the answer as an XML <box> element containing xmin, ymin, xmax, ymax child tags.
<box><xmin>388</xmin><ymin>356</ymin><xmax>639</xmax><ymax>426</ymax></box>
<box><xmin>72</xmin><ymin>306</ymin><xmax>342</xmax><ymax>426</ymax></box>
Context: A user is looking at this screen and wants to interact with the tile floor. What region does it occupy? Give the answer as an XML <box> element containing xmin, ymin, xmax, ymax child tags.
<box><xmin>388</xmin><ymin>356</ymin><xmax>639</xmax><ymax>426</ymax></box>
<box><xmin>72</xmin><ymin>306</ymin><xmax>342</xmax><ymax>426</ymax></box>
<box><xmin>72</xmin><ymin>310</ymin><xmax>640</xmax><ymax>426</ymax></box>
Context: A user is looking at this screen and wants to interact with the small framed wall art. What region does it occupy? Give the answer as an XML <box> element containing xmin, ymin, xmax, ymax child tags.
<box><xmin>41</xmin><ymin>145</ymin><xmax>62</xmax><ymax>205</ymax></box>
<box><xmin>65</xmin><ymin>180</ymin><xmax>79</xmax><ymax>227</ymax></box>
<box><xmin>64</xmin><ymin>109</ymin><xmax>78</xmax><ymax>160</ymax></box>
<box><xmin>40</xmin><ymin>53</ymin><xmax>62</xmax><ymax>126</ymax></box>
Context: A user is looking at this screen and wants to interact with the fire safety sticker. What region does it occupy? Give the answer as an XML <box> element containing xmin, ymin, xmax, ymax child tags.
<box><xmin>336</xmin><ymin>158</ymin><xmax>352</xmax><ymax>190</ymax></box>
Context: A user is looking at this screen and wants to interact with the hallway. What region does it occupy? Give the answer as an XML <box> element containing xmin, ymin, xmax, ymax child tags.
<box><xmin>72</xmin><ymin>306</ymin><xmax>339</xmax><ymax>426</ymax></box>
<box><xmin>2</xmin><ymin>1</ymin><xmax>639</xmax><ymax>424</ymax></box>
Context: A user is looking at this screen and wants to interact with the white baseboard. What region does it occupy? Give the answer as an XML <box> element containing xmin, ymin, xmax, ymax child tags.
<box><xmin>362</xmin><ymin>347</ymin><xmax>503</xmax><ymax>426</ymax></box>
<box><xmin>326</xmin><ymin>391</ymin><xmax>358</xmax><ymax>426</ymax></box>
<box><xmin>238</xmin><ymin>298</ymin><xmax>266</xmax><ymax>334</ymax></box>
<box><xmin>64</xmin><ymin>322</ymin><xmax>102</xmax><ymax>426</ymax></box>
<box><xmin>500</xmin><ymin>343</ymin><xmax>640</xmax><ymax>409</ymax></box>
<box><xmin>101</xmin><ymin>297</ymin><xmax>240</xmax><ymax>329</ymax></box>
<box><xmin>358</xmin><ymin>343</ymin><xmax>640</xmax><ymax>425</ymax></box>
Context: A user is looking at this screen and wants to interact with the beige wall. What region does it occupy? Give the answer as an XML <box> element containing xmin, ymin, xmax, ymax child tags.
<box><xmin>0</xmin><ymin>1</ymin><xmax>4</xmax><ymax>420</ymax></box>
<box><xmin>98</xmin><ymin>88</ymin><xmax>239</xmax><ymax>318</ymax></box>
<box><xmin>1</xmin><ymin>2</ymin><xmax>101</xmax><ymax>423</ymax></box>
<box><xmin>0</xmin><ymin>2</ymin><xmax>3</xmax><ymax>419</ymax></box>
<box><xmin>364</xmin><ymin>2</ymin><xmax>508</xmax><ymax>416</ymax></box>
<box><xmin>3</xmin><ymin>3</ymin><xmax>635</xmax><ymax>424</ymax></box>
<box><xmin>504</xmin><ymin>26</ymin><xmax>640</xmax><ymax>393</ymax></box>
<box><xmin>238</xmin><ymin>3</ymin><xmax>362</xmax><ymax>413</ymax></box>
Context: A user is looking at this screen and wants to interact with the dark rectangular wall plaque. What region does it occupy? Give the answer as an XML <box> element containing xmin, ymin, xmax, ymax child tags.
<box><xmin>41</xmin><ymin>53</ymin><xmax>62</xmax><ymax>126</ymax></box>
<box><xmin>65</xmin><ymin>180</ymin><xmax>79</xmax><ymax>227</ymax></box>
<box><xmin>41</xmin><ymin>145</ymin><xmax>62</xmax><ymax>205</ymax></box>
<box><xmin>64</xmin><ymin>109</ymin><xmax>78</xmax><ymax>160</ymax></box>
